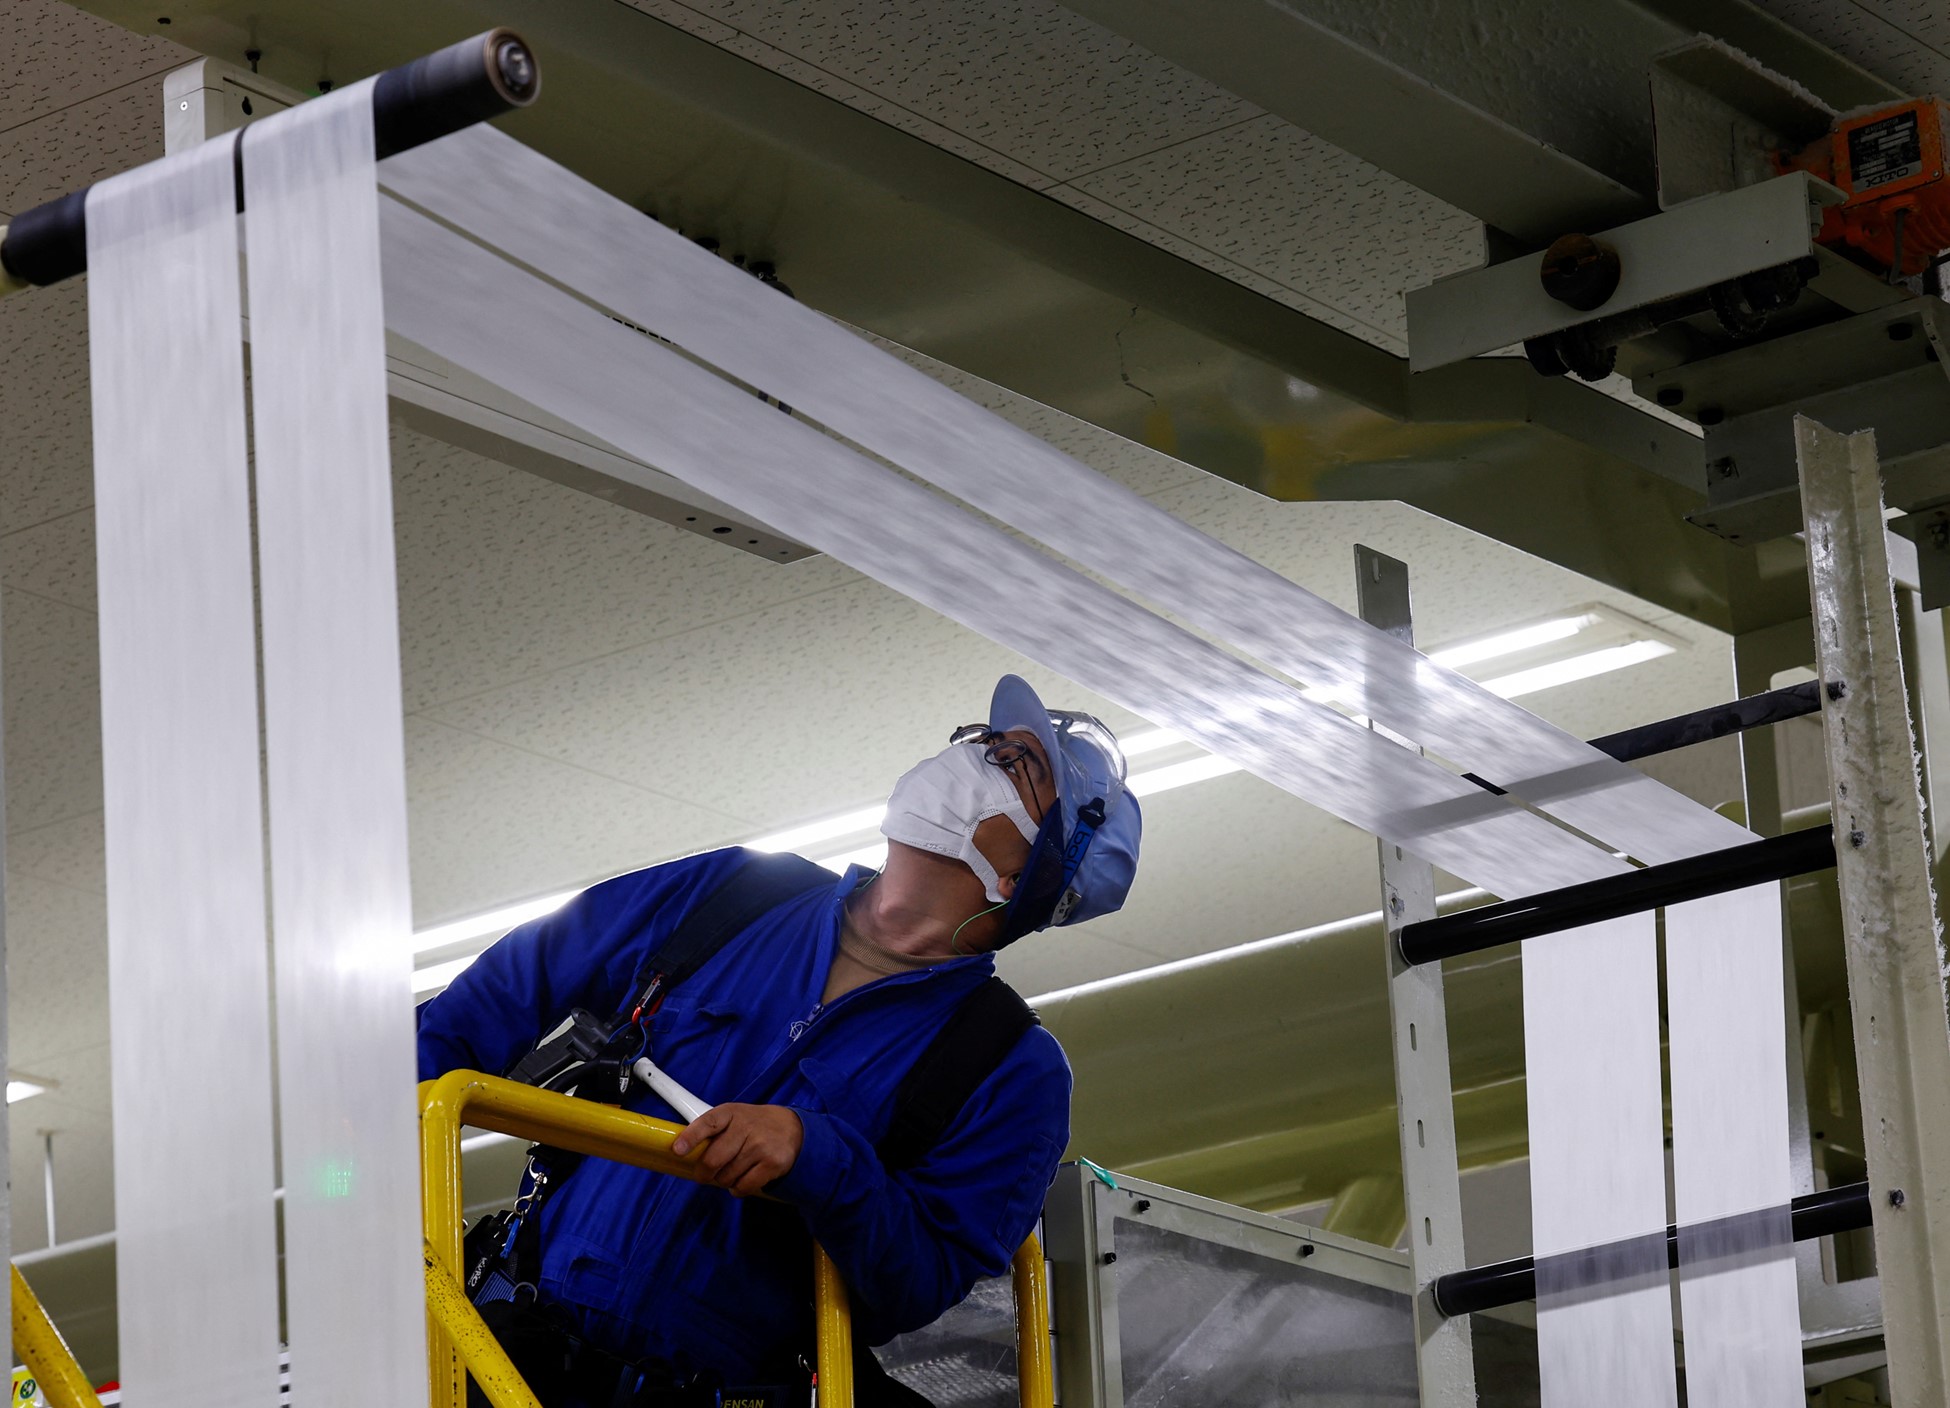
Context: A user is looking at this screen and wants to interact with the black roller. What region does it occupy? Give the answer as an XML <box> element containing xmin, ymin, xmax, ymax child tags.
<box><xmin>1395</xmin><ymin>824</ymin><xmax>1837</xmax><ymax>967</ymax></box>
<box><xmin>1</xmin><ymin>189</ymin><xmax>87</xmax><ymax>288</ymax></box>
<box><xmin>1431</xmin><ymin>1182</ymin><xmax>1872</xmax><ymax>1318</ymax></box>
<box><xmin>0</xmin><ymin>28</ymin><xmax>539</xmax><ymax>291</ymax></box>
<box><xmin>372</xmin><ymin>28</ymin><xmax>539</xmax><ymax>162</ymax></box>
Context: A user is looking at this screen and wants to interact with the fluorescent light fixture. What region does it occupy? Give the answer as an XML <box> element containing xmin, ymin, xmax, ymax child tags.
<box><xmin>748</xmin><ymin>804</ymin><xmax>888</xmax><ymax>854</ymax></box>
<box><xmin>413</xmin><ymin>953</ymin><xmax>480</xmax><ymax>996</ymax></box>
<box><xmin>1428</xmin><ymin>613</ymin><xmax>1596</xmax><ymax>670</ymax></box>
<box><xmin>1479</xmin><ymin>639</ymin><xmax>1674</xmax><ymax>699</ymax></box>
<box><xmin>1129</xmin><ymin>753</ymin><xmax>1242</xmax><ymax>797</ymax></box>
<box><xmin>1118</xmin><ymin>727</ymin><xmax>1182</xmax><ymax>758</ymax></box>
<box><xmin>413</xmin><ymin>888</ymin><xmax>582</xmax><ymax>958</ymax></box>
<box><xmin>7</xmin><ymin>1078</ymin><xmax>48</xmax><ymax>1105</ymax></box>
<box><xmin>813</xmin><ymin>840</ymin><xmax>889</xmax><ymax>875</ymax></box>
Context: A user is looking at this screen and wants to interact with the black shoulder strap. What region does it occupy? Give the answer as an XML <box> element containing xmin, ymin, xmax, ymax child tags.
<box><xmin>877</xmin><ymin>977</ymin><xmax>1038</xmax><ymax>1172</ymax></box>
<box><xmin>636</xmin><ymin>850</ymin><xmax>835</xmax><ymax>1003</ymax></box>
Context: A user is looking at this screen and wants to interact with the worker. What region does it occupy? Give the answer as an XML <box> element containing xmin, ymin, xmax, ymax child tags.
<box><xmin>418</xmin><ymin>675</ymin><xmax>1142</xmax><ymax>1406</ymax></box>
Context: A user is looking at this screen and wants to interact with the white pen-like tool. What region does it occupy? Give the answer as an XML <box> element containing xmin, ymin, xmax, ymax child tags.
<box><xmin>632</xmin><ymin>1055</ymin><xmax>712</xmax><ymax>1124</ymax></box>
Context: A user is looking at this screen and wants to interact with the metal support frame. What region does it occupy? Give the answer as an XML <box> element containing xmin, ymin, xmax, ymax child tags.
<box><xmin>1044</xmin><ymin>1164</ymin><xmax>1124</xmax><ymax>1408</ymax></box>
<box><xmin>1797</xmin><ymin>414</ymin><xmax>1950</xmax><ymax>1402</ymax></box>
<box><xmin>1405</xmin><ymin>172</ymin><xmax>1839</xmax><ymax>370</ymax></box>
<box><xmin>1728</xmin><ymin>616</ymin><xmax>1889</xmax><ymax>1363</ymax></box>
<box><xmin>1040</xmin><ymin>1161</ymin><xmax>1413</xmax><ymax>1407</ymax></box>
<box><xmin>1358</xmin><ymin>546</ymin><xmax>1476</xmax><ymax>1407</ymax></box>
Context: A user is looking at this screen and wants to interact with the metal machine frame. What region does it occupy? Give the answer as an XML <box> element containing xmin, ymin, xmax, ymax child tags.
<box><xmin>1041</xmin><ymin>1161</ymin><xmax>1413</xmax><ymax>1407</ymax></box>
<box><xmin>1377</xmin><ymin>417</ymin><xmax>1950</xmax><ymax>1403</ymax></box>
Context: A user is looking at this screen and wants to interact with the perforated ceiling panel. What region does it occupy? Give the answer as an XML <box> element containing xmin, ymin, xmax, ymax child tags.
<box><xmin>617</xmin><ymin>0</ymin><xmax>1484</xmax><ymax>351</ymax></box>
<box><xmin>1751</xmin><ymin>0</ymin><xmax>1950</xmax><ymax>94</ymax></box>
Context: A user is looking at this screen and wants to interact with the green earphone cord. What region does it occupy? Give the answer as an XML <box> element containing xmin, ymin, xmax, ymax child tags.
<box><xmin>950</xmin><ymin>899</ymin><xmax>1008</xmax><ymax>956</ymax></box>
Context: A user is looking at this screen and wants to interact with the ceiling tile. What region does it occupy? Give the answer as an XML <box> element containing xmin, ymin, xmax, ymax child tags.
<box><xmin>1040</xmin><ymin>182</ymin><xmax>1386</xmax><ymax>343</ymax></box>
<box><xmin>7</xmin><ymin>809</ymin><xmax>104</xmax><ymax>894</ymax></box>
<box><xmin>391</xmin><ymin>425</ymin><xmax>858</xmax><ymax>713</ymax></box>
<box><xmin>404</xmin><ymin>716</ymin><xmax>752</xmax><ymax>926</ymax></box>
<box><xmin>0</xmin><ymin>281</ymin><xmax>100</xmax><ymax>533</ymax></box>
<box><xmin>1752</xmin><ymin>0</ymin><xmax>1950</xmax><ymax>94</ymax></box>
<box><xmin>1067</xmin><ymin>114</ymin><xmax>1484</xmax><ymax>353</ymax></box>
<box><xmin>423</xmin><ymin>575</ymin><xmax>1135</xmax><ymax>835</ymax></box>
<box><xmin>619</xmin><ymin>0</ymin><xmax>1262</xmax><ymax>182</ymax></box>
<box><xmin>0</xmin><ymin>0</ymin><xmax>185</xmax><ymax>135</ymax></box>
<box><xmin>0</xmin><ymin>78</ymin><xmax>161</xmax><ymax>217</ymax></box>
<box><xmin>715</xmin><ymin>30</ymin><xmax>1055</xmax><ymax>190</ymax></box>
<box><xmin>5</xmin><ymin>873</ymin><xmax>107</xmax><ymax>1066</ymax></box>
<box><xmin>2</xmin><ymin>588</ymin><xmax>100</xmax><ymax>837</ymax></box>
<box><xmin>3</xmin><ymin>507</ymin><xmax>94</xmax><ymax>613</ymax></box>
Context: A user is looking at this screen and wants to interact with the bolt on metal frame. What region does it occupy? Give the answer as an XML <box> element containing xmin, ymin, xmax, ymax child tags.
<box><xmin>1041</xmin><ymin>1161</ymin><xmax>1415</xmax><ymax>1406</ymax></box>
<box><xmin>419</xmin><ymin>1069</ymin><xmax>1055</xmax><ymax>1408</ymax></box>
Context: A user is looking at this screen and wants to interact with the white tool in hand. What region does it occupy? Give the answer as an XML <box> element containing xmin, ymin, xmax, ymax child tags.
<box><xmin>632</xmin><ymin>1056</ymin><xmax>712</xmax><ymax>1124</ymax></box>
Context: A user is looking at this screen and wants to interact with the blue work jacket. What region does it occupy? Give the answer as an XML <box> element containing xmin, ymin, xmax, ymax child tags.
<box><xmin>416</xmin><ymin>847</ymin><xmax>1072</xmax><ymax>1380</ymax></box>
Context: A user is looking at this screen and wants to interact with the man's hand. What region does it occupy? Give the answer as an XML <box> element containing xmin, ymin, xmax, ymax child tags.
<box><xmin>672</xmin><ymin>1103</ymin><xmax>805</xmax><ymax>1198</ymax></box>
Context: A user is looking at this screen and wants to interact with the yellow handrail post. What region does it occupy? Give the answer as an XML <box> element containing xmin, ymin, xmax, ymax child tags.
<box><xmin>422</xmin><ymin>1076</ymin><xmax>469</xmax><ymax>1408</ymax></box>
<box><xmin>12</xmin><ymin>1264</ymin><xmax>101</xmax><ymax>1408</ymax></box>
<box><xmin>1011</xmin><ymin>1234</ymin><xmax>1054</xmax><ymax>1408</ymax></box>
<box><xmin>812</xmin><ymin>1245</ymin><xmax>855</xmax><ymax>1406</ymax></box>
<box><xmin>419</xmin><ymin>1071</ymin><xmax>1049</xmax><ymax>1408</ymax></box>
<box><xmin>424</xmin><ymin>1241</ymin><xmax>545</xmax><ymax>1408</ymax></box>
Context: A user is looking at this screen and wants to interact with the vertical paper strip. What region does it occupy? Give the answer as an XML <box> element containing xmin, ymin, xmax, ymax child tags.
<box><xmin>86</xmin><ymin>136</ymin><xmax>285</xmax><ymax>1405</ymax></box>
<box><xmin>243</xmin><ymin>83</ymin><xmax>426</xmax><ymax>1400</ymax></box>
<box><xmin>1525</xmin><ymin>915</ymin><xmax>1677</xmax><ymax>1408</ymax></box>
<box><xmin>1667</xmin><ymin>885</ymin><xmax>1801</xmax><ymax>1403</ymax></box>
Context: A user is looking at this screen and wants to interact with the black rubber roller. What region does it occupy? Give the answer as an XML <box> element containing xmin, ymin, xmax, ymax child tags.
<box><xmin>372</xmin><ymin>28</ymin><xmax>540</xmax><ymax>162</ymax></box>
<box><xmin>0</xmin><ymin>28</ymin><xmax>541</xmax><ymax>291</ymax></box>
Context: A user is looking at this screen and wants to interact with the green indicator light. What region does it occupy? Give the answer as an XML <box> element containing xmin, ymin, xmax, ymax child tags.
<box><xmin>317</xmin><ymin>1160</ymin><xmax>357</xmax><ymax>1200</ymax></box>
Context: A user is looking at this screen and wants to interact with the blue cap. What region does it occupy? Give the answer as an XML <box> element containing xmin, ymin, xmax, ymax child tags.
<box><xmin>986</xmin><ymin>675</ymin><xmax>1142</xmax><ymax>928</ymax></box>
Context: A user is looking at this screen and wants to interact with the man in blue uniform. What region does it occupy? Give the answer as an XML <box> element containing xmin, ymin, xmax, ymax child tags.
<box><xmin>418</xmin><ymin>675</ymin><xmax>1142</xmax><ymax>1402</ymax></box>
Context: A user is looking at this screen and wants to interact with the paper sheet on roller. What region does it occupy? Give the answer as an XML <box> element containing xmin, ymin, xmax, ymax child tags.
<box><xmin>242</xmin><ymin>82</ymin><xmax>426</xmax><ymax>1401</ymax></box>
<box><xmin>379</xmin><ymin>125</ymin><xmax>1752</xmax><ymax>872</ymax></box>
<box><xmin>86</xmin><ymin>133</ymin><xmax>284</xmax><ymax>1407</ymax></box>
<box><xmin>1666</xmin><ymin>886</ymin><xmax>1802</xmax><ymax>1405</ymax></box>
<box><xmin>1526</xmin><ymin>914</ymin><xmax>1678</xmax><ymax>1408</ymax></box>
<box><xmin>376</xmin><ymin>200</ymin><xmax>1628</xmax><ymax>902</ymax></box>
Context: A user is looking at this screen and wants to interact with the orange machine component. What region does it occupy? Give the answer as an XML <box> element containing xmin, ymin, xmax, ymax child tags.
<box><xmin>1780</xmin><ymin>97</ymin><xmax>1950</xmax><ymax>277</ymax></box>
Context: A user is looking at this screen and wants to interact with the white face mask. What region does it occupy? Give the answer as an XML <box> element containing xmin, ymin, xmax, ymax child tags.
<box><xmin>882</xmin><ymin>743</ymin><xmax>1042</xmax><ymax>902</ymax></box>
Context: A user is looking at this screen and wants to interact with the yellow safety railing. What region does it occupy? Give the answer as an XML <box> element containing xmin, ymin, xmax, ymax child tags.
<box><xmin>12</xmin><ymin>1264</ymin><xmax>102</xmax><ymax>1408</ymax></box>
<box><xmin>421</xmin><ymin>1070</ymin><xmax>1054</xmax><ymax>1408</ymax></box>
